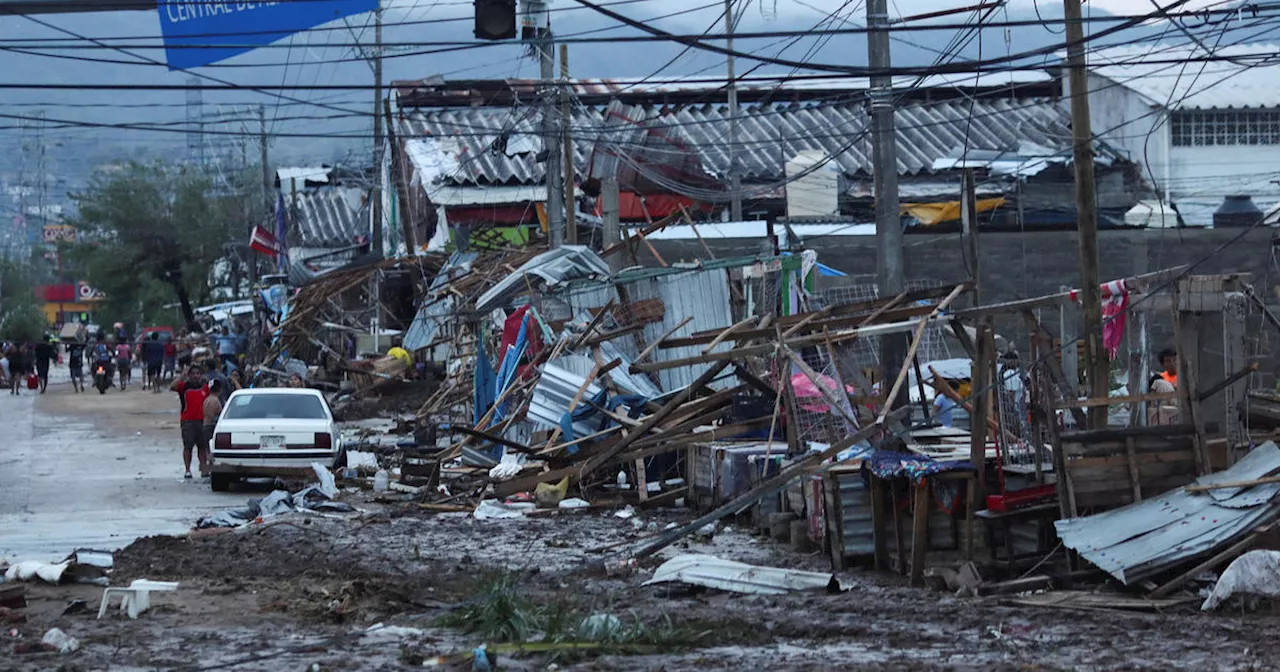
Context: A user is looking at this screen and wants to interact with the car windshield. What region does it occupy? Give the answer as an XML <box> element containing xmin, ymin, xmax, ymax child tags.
<box><xmin>223</xmin><ymin>393</ymin><xmax>328</xmax><ymax>420</ymax></box>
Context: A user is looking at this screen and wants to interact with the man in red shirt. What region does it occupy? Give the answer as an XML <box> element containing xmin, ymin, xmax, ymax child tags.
<box><xmin>170</xmin><ymin>366</ymin><xmax>210</xmax><ymax>479</ymax></box>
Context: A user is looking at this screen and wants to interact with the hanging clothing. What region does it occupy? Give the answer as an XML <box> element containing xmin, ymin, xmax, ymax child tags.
<box><xmin>1100</xmin><ymin>280</ymin><xmax>1130</xmax><ymax>359</ymax></box>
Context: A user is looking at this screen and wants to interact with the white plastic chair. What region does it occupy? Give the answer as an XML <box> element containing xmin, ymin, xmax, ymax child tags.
<box><xmin>97</xmin><ymin>580</ymin><xmax>179</xmax><ymax>619</ymax></box>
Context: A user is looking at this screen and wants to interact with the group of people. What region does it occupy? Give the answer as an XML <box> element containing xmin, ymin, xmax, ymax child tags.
<box><xmin>1</xmin><ymin>337</ymin><xmax>61</xmax><ymax>395</ymax></box>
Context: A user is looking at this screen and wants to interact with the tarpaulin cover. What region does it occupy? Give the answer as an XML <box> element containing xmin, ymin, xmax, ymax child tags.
<box><xmin>862</xmin><ymin>450</ymin><xmax>975</xmax><ymax>513</ymax></box>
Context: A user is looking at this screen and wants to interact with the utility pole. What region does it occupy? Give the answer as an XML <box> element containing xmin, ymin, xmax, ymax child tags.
<box><xmin>254</xmin><ymin>105</ymin><xmax>268</xmax><ymax>288</ymax></box>
<box><xmin>537</xmin><ymin>9</ymin><xmax>564</xmax><ymax>248</ymax></box>
<box><xmin>561</xmin><ymin>43</ymin><xmax>576</xmax><ymax>244</ymax></box>
<box><xmin>1063</xmin><ymin>0</ymin><xmax>1107</xmax><ymax>428</ymax></box>
<box><xmin>371</xmin><ymin>2</ymin><xmax>385</xmax><ymax>257</ymax></box>
<box><xmin>725</xmin><ymin>0</ymin><xmax>742</xmax><ymax>222</ymax></box>
<box><xmin>960</xmin><ymin>168</ymin><xmax>980</xmax><ymax>306</ymax></box>
<box><xmin>868</xmin><ymin>0</ymin><xmax>906</xmax><ymax>402</ymax></box>
<box><xmin>602</xmin><ymin>177</ymin><xmax>621</xmax><ymax>273</ymax></box>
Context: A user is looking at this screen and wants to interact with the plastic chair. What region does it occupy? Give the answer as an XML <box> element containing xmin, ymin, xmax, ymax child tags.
<box><xmin>97</xmin><ymin>580</ymin><xmax>179</xmax><ymax>619</ymax></box>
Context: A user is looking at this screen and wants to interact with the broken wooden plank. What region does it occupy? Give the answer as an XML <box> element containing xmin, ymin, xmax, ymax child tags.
<box><xmin>879</xmin><ymin>284</ymin><xmax>967</xmax><ymax>425</ymax></box>
<box><xmin>702</xmin><ymin>316</ymin><xmax>757</xmax><ymax>355</ymax></box>
<box><xmin>1184</xmin><ymin>475</ymin><xmax>1280</xmax><ymax>493</ymax></box>
<box><xmin>634</xmin><ymin>316</ymin><xmax>693</xmax><ymax>364</ymax></box>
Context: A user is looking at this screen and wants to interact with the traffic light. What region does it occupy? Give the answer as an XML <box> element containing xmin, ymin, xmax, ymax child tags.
<box><xmin>474</xmin><ymin>0</ymin><xmax>517</xmax><ymax>41</ymax></box>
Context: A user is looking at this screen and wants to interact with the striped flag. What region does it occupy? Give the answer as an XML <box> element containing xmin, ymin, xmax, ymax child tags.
<box><xmin>249</xmin><ymin>224</ymin><xmax>284</xmax><ymax>258</ymax></box>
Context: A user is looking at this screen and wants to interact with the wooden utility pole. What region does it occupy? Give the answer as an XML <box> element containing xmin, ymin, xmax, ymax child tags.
<box><xmin>725</xmin><ymin>0</ymin><xmax>742</xmax><ymax>222</ymax></box>
<box><xmin>561</xmin><ymin>43</ymin><xmax>576</xmax><ymax>243</ymax></box>
<box><xmin>383</xmin><ymin>98</ymin><xmax>415</xmax><ymax>253</ymax></box>
<box><xmin>868</xmin><ymin>0</ymin><xmax>906</xmax><ymax>404</ymax></box>
<box><xmin>1063</xmin><ymin>0</ymin><xmax>1108</xmax><ymax>428</ymax></box>
<box><xmin>538</xmin><ymin>15</ymin><xmax>564</xmax><ymax>248</ymax></box>
<box><xmin>371</xmin><ymin>2</ymin><xmax>384</xmax><ymax>256</ymax></box>
<box><xmin>960</xmin><ymin>168</ymin><xmax>980</xmax><ymax>306</ymax></box>
<box><xmin>254</xmin><ymin>104</ymin><xmax>268</xmax><ymax>288</ymax></box>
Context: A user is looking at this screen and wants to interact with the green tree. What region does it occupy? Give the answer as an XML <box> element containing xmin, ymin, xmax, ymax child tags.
<box><xmin>0</xmin><ymin>259</ymin><xmax>47</xmax><ymax>342</ymax></box>
<box><xmin>63</xmin><ymin>161</ymin><xmax>254</xmax><ymax>329</ymax></box>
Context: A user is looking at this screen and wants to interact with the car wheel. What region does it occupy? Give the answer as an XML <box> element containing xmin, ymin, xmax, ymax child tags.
<box><xmin>210</xmin><ymin>474</ymin><xmax>232</xmax><ymax>492</ymax></box>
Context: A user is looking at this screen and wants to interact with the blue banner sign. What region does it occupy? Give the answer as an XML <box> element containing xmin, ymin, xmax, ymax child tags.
<box><xmin>158</xmin><ymin>0</ymin><xmax>377</xmax><ymax>70</ymax></box>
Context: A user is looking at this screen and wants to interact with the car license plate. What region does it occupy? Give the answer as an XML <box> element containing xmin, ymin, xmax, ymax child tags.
<box><xmin>260</xmin><ymin>435</ymin><xmax>286</xmax><ymax>449</ymax></box>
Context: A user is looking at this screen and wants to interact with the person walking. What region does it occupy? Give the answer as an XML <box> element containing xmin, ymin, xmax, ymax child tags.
<box><xmin>170</xmin><ymin>366</ymin><xmax>210</xmax><ymax>479</ymax></box>
<box><xmin>115</xmin><ymin>338</ymin><xmax>133</xmax><ymax>391</ymax></box>
<box><xmin>33</xmin><ymin>336</ymin><xmax>56</xmax><ymax>394</ymax></box>
<box><xmin>9</xmin><ymin>344</ymin><xmax>29</xmax><ymax>395</ymax></box>
<box><xmin>67</xmin><ymin>340</ymin><xmax>85</xmax><ymax>393</ymax></box>
<box><xmin>203</xmin><ymin>379</ymin><xmax>224</xmax><ymax>463</ymax></box>
<box><xmin>142</xmin><ymin>332</ymin><xmax>165</xmax><ymax>392</ymax></box>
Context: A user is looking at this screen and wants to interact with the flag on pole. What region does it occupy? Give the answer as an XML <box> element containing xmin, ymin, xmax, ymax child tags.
<box><xmin>274</xmin><ymin>192</ymin><xmax>289</xmax><ymax>272</ymax></box>
<box><xmin>250</xmin><ymin>224</ymin><xmax>284</xmax><ymax>258</ymax></box>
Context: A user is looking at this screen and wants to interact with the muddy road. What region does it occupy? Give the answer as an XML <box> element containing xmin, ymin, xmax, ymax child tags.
<box><xmin>3</xmin><ymin>379</ymin><xmax>1279</xmax><ymax>670</ymax></box>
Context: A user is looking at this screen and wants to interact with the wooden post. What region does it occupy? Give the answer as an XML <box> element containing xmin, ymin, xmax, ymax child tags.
<box><xmin>560</xmin><ymin>43</ymin><xmax>576</xmax><ymax>244</ymax></box>
<box><xmin>970</xmin><ymin>322</ymin><xmax>994</xmax><ymax>501</ymax></box>
<box><xmin>870</xmin><ymin>476</ymin><xmax>889</xmax><ymax>571</ymax></box>
<box><xmin>910</xmin><ymin>481</ymin><xmax>930</xmax><ymax>586</ymax></box>
<box><xmin>960</xmin><ymin>167</ymin><xmax>980</xmax><ymax>307</ymax></box>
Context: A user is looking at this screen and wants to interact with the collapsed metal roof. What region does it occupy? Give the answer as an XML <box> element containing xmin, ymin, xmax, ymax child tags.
<box><xmin>396</xmin><ymin>96</ymin><xmax>1127</xmax><ymax>190</ymax></box>
<box><xmin>291</xmin><ymin>187</ymin><xmax>369</xmax><ymax>248</ymax></box>
<box><xmin>1055</xmin><ymin>442</ymin><xmax>1280</xmax><ymax>585</ymax></box>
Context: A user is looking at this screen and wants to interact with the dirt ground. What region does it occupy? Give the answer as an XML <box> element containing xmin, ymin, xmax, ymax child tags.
<box><xmin>5</xmin><ymin>387</ymin><xmax>1280</xmax><ymax>670</ymax></box>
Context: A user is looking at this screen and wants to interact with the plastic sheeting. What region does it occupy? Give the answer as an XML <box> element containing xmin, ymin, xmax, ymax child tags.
<box><xmin>1202</xmin><ymin>550</ymin><xmax>1280</xmax><ymax>610</ymax></box>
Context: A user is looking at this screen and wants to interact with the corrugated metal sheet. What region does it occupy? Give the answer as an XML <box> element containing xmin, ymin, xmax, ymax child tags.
<box><xmin>405</xmin><ymin>251</ymin><xmax>479</xmax><ymax>354</ymax></box>
<box><xmin>398</xmin><ymin>97</ymin><xmax>1107</xmax><ymax>188</ymax></box>
<box><xmin>629</xmin><ymin>269</ymin><xmax>735</xmax><ymax>392</ymax></box>
<box><xmin>1087</xmin><ymin>43</ymin><xmax>1280</xmax><ymax>110</ymax></box>
<box><xmin>834</xmin><ymin>470</ymin><xmax>876</xmax><ymax>556</ymax></box>
<box><xmin>527</xmin><ymin>363</ymin><xmax>607</xmax><ymax>439</ymax></box>
<box><xmin>476</xmin><ymin>246</ymin><xmax>611</xmax><ymax>314</ymax></box>
<box><xmin>293</xmin><ymin>187</ymin><xmax>368</xmax><ymax>248</ymax></box>
<box><xmin>644</xmin><ymin>554</ymin><xmax>840</xmax><ymax>594</ymax></box>
<box><xmin>1055</xmin><ymin>442</ymin><xmax>1280</xmax><ymax>585</ymax></box>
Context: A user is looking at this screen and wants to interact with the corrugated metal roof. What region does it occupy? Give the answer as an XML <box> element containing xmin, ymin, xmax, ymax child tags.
<box><xmin>1055</xmin><ymin>442</ymin><xmax>1280</xmax><ymax>585</ymax></box>
<box><xmin>397</xmin><ymin>96</ymin><xmax>1097</xmax><ymax>188</ymax></box>
<box><xmin>292</xmin><ymin>187</ymin><xmax>369</xmax><ymax>248</ymax></box>
<box><xmin>1087</xmin><ymin>43</ymin><xmax>1280</xmax><ymax>110</ymax></box>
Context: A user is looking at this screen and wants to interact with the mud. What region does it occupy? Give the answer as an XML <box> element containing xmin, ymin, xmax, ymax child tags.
<box><xmin>7</xmin><ymin>381</ymin><xmax>1280</xmax><ymax>670</ymax></box>
<box><xmin>10</xmin><ymin>508</ymin><xmax>1280</xmax><ymax>671</ymax></box>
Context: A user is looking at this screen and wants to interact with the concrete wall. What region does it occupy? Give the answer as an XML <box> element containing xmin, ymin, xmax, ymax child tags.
<box><xmin>646</xmin><ymin>227</ymin><xmax>1280</xmax><ymax>381</ymax></box>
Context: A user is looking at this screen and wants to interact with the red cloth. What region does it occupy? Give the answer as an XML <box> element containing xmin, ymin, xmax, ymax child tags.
<box><xmin>498</xmin><ymin>305</ymin><xmax>544</xmax><ymax>371</ymax></box>
<box><xmin>174</xmin><ymin>379</ymin><xmax>210</xmax><ymax>422</ymax></box>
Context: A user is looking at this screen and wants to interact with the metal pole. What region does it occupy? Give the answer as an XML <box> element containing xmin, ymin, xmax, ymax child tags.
<box><xmin>725</xmin><ymin>0</ymin><xmax>742</xmax><ymax>222</ymax></box>
<box><xmin>371</xmin><ymin>2</ymin><xmax>384</xmax><ymax>257</ymax></box>
<box><xmin>1063</xmin><ymin>0</ymin><xmax>1108</xmax><ymax>428</ymax></box>
<box><xmin>540</xmin><ymin>24</ymin><xmax>564</xmax><ymax>248</ymax></box>
<box><xmin>868</xmin><ymin>0</ymin><xmax>905</xmax><ymax>404</ymax></box>
<box><xmin>561</xmin><ymin>43</ymin><xmax>576</xmax><ymax>244</ymax></box>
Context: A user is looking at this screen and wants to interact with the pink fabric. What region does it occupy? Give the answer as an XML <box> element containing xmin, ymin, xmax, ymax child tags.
<box><xmin>1102</xmin><ymin>291</ymin><xmax>1129</xmax><ymax>358</ymax></box>
<box><xmin>791</xmin><ymin>372</ymin><xmax>854</xmax><ymax>413</ymax></box>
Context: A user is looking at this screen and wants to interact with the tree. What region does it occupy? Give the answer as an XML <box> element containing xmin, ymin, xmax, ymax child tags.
<box><xmin>63</xmin><ymin>161</ymin><xmax>255</xmax><ymax>329</ymax></box>
<box><xmin>0</xmin><ymin>259</ymin><xmax>47</xmax><ymax>342</ymax></box>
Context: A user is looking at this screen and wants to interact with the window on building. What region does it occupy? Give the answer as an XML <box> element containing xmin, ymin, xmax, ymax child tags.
<box><xmin>1171</xmin><ymin>108</ymin><xmax>1280</xmax><ymax>147</ymax></box>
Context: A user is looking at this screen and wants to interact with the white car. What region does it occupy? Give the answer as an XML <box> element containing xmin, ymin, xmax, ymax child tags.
<box><xmin>208</xmin><ymin>388</ymin><xmax>345</xmax><ymax>492</ymax></box>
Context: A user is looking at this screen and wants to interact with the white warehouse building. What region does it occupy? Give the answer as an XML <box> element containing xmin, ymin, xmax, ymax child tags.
<box><xmin>1077</xmin><ymin>43</ymin><xmax>1280</xmax><ymax>227</ymax></box>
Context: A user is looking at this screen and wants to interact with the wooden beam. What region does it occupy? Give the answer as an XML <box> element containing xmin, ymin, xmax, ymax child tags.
<box><xmin>1148</xmin><ymin>526</ymin><xmax>1270</xmax><ymax>598</ymax></box>
<box><xmin>879</xmin><ymin>284</ymin><xmax>967</xmax><ymax>425</ymax></box>
<box><xmin>1060</xmin><ymin>391</ymin><xmax>1177</xmax><ymax>409</ymax></box>
<box><xmin>662</xmin><ymin>302</ymin><xmax>936</xmax><ymax>349</ymax></box>
<box><xmin>702</xmin><ymin>316</ymin><xmax>757</xmax><ymax>355</ymax></box>
<box><xmin>1184</xmin><ymin>475</ymin><xmax>1280</xmax><ymax>493</ymax></box>
<box><xmin>633</xmin><ymin>316</ymin><xmax>693</xmax><ymax>364</ymax></box>
<box><xmin>600</xmin><ymin>211</ymin><xmax>681</xmax><ymax>258</ymax></box>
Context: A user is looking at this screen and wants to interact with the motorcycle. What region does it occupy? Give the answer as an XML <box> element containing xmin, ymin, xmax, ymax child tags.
<box><xmin>93</xmin><ymin>359</ymin><xmax>114</xmax><ymax>395</ymax></box>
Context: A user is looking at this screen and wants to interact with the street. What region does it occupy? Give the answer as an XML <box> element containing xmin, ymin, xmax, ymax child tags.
<box><xmin>0</xmin><ymin>372</ymin><xmax>232</xmax><ymax>560</ymax></box>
